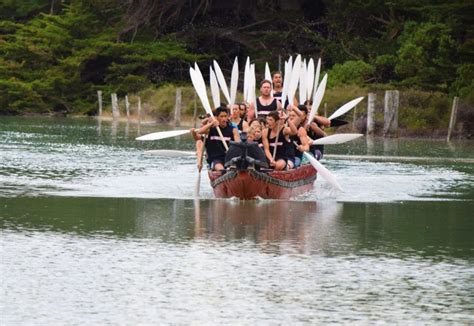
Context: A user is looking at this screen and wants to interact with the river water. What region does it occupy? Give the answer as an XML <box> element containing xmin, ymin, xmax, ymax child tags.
<box><xmin>1</xmin><ymin>117</ymin><xmax>473</xmax><ymax>324</ymax></box>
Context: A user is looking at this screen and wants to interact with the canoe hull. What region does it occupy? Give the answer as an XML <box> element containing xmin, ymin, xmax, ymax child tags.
<box><xmin>208</xmin><ymin>164</ymin><xmax>317</xmax><ymax>200</ymax></box>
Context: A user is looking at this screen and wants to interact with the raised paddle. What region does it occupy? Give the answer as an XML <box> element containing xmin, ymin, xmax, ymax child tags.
<box><xmin>311</xmin><ymin>133</ymin><xmax>363</xmax><ymax>145</ymax></box>
<box><xmin>314</xmin><ymin>57</ymin><xmax>321</xmax><ymax>92</ymax></box>
<box><xmin>230</xmin><ymin>57</ymin><xmax>239</xmax><ymax>106</ymax></box>
<box><xmin>209</xmin><ymin>67</ymin><xmax>220</xmax><ymax>109</ymax></box>
<box><xmin>190</xmin><ymin>66</ymin><xmax>229</xmax><ymax>151</ymax></box>
<box><xmin>243</xmin><ymin>56</ymin><xmax>250</xmax><ymax>102</ymax></box>
<box><xmin>306</xmin><ymin>58</ymin><xmax>315</xmax><ymax>101</ymax></box>
<box><xmin>327</xmin><ymin>96</ymin><xmax>364</xmax><ymax>120</ymax></box>
<box><xmin>306</xmin><ymin>73</ymin><xmax>328</xmax><ymax>126</ymax></box>
<box><xmin>213</xmin><ymin>60</ymin><xmax>231</xmax><ymax>104</ymax></box>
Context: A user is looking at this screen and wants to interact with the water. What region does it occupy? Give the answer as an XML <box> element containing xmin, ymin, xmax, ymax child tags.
<box><xmin>1</xmin><ymin>117</ymin><xmax>473</xmax><ymax>324</ymax></box>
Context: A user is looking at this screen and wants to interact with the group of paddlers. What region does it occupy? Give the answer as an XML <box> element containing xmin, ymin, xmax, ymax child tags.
<box><xmin>191</xmin><ymin>72</ymin><xmax>332</xmax><ymax>172</ymax></box>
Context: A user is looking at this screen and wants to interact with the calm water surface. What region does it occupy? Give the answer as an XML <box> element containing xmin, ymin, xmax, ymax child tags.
<box><xmin>1</xmin><ymin>117</ymin><xmax>473</xmax><ymax>324</ymax></box>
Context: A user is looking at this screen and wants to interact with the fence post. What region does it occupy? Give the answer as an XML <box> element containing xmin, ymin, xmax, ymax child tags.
<box><xmin>174</xmin><ymin>88</ymin><xmax>182</xmax><ymax>127</ymax></box>
<box><xmin>352</xmin><ymin>106</ymin><xmax>357</xmax><ymax>131</ymax></box>
<box><xmin>367</xmin><ymin>92</ymin><xmax>376</xmax><ymax>135</ymax></box>
<box><xmin>111</xmin><ymin>93</ymin><xmax>120</xmax><ymax>119</ymax></box>
<box><xmin>97</xmin><ymin>90</ymin><xmax>103</xmax><ymax>116</ymax></box>
<box><xmin>447</xmin><ymin>96</ymin><xmax>459</xmax><ymax>141</ymax></box>
<box><xmin>137</xmin><ymin>96</ymin><xmax>142</xmax><ymax>123</ymax></box>
<box><xmin>323</xmin><ymin>102</ymin><xmax>327</xmax><ymax>118</ymax></box>
<box><xmin>383</xmin><ymin>90</ymin><xmax>399</xmax><ymax>137</ymax></box>
<box><xmin>125</xmin><ymin>95</ymin><xmax>130</xmax><ymax>119</ymax></box>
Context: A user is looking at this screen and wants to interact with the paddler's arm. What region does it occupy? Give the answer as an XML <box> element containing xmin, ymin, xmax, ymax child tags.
<box><xmin>314</xmin><ymin>115</ymin><xmax>330</xmax><ymax>127</ymax></box>
<box><xmin>296</xmin><ymin>127</ymin><xmax>310</xmax><ymax>152</ymax></box>
<box><xmin>309</xmin><ymin>122</ymin><xmax>327</xmax><ymax>138</ymax></box>
<box><xmin>247</xmin><ymin>102</ymin><xmax>256</xmax><ymax>121</ymax></box>
<box><xmin>261</xmin><ymin>128</ymin><xmax>274</xmax><ymax>165</ymax></box>
<box><xmin>284</xmin><ymin>117</ymin><xmax>298</xmax><ymax>136</ymax></box>
<box><xmin>197</xmin><ymin>118</ymin><xmax>217</xmax><ymax>135</ymax></box>
<box><xmin>232</xmin><ymin>127</ymin><xmax>241</xmax><ymax>142</ymax></box>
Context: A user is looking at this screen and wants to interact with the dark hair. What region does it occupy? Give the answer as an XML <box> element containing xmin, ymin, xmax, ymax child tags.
<box><xmin>260</xmin><ymin>79</ymin><xmax>272</xmax><ymax>88</ymax></box>
<box><xmin>272</xmin><ymin>71</ymin><xmax>282</xmax><ymax>77</ymax></box>
<box><xmin>215</xmin><ymin>106</ymin><xmax>229</xmax><ymax>116</ymax></box>
<box><xmin>303</xmin><ymin>99</ymin><xmax>312</xmax><ymax>106</ymax></box>
<box><xmin>267</xmin><ymin>111</ymin><xmax>280</xmax><ymax>121</ymax></box>
<box><xmin>297</xmin><ymin>104</ymin><xmax>308</xmax><ymax>115</ymax></box>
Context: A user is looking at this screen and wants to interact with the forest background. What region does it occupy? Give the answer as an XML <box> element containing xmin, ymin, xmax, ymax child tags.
<box><xmin>1</xmin><ymin>0</ymin><xmax>472</xmax><ymax>136</ymax></box>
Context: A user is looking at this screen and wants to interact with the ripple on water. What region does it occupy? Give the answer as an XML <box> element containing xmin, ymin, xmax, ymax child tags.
<box><xmin>1</xmin><ymin>231</ymin><xmax>472</xmax><ymax>324</ymax></box>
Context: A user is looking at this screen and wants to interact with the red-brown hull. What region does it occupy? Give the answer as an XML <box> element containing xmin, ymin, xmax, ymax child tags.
<box><xmin>208</xmin><ymin>164</ymin><xmax>317</xmax><ymax>200</ymax></box>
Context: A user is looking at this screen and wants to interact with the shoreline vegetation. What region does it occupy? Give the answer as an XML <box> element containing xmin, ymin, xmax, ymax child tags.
<box><xmin>1</xmin><ymin>1</ymin><xmax>472</xmax><ymax>138</ymax></box>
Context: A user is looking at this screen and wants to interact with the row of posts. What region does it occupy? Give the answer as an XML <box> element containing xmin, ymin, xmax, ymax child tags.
<box><xmin>365</xmin><ymin>91</ymin><xmax>459</xmax><ymax>141</ymax></box>
<box><xmin>97</xmin><ymin>91</ymin><xmax>142</xmax><ymax>122</ymax></box>
<box><xmin>98</xmin><ymin>89</ymin><xmax>460</xmax><ymax>141</ymax></box>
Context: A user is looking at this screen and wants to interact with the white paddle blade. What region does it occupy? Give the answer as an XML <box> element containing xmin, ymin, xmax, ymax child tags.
<box><xmin>243</xmin><ymin>56</ymin><xmax>250</xmax><ymax>101</ymax></box>
<box><xmin>314</xmin><ymin>58</ymin><xmax>321</xmax><ymax>91</ymax></box>
<box><xmin>190</xmin><ymin>67</ymin><xmax>213</xmax><ymax>116</ymax></box>
<box><xmin>136</xmin><ymin>130</ymin><xmax>190</xmax><ymax>141</ymax></box>
<box><xmin>299</xmin><ymin>58</ymin><xmax>307</xmax><ymax>104</ymax></box>
<box><xmin>307</xmin><ymin>73</ymin><xmax>328</xmax><ymax>126</ymax></box>
<box><xmin>265</xmin><ymin>62</ymin><xmax>271</xmax><ymax>82</ymax></box>
<box><xmin>328</xmin><ymin>96</ymin><xmax>364</xmax><ymax>120</ymax></box>
<box><xmin>230</xmin><ymin>57</ymin><xmax>239</xmax><ymax>105</ymax></box>
<box><xmin>209</xmin><ymin>67</ymin><xmax>220</xmax><ymax>109</ymax></box>
<box><xmin>213</xmin><ymin>60</ymin><xmax>231</xmax><ymax>104</ymax></box>
<box><xmin>312</xmin><ymin>133</ymin><xmax>363</xmax><ymax>145</ymax></box>
<box><xmin>145</xmin><ymin>149</ymin><xmax>195</xmax><ymax>156</ymax></box>
<box><xmin>303</xmin><ymin>152</ymin><xmax>343</xmax><ymax>191</ymax></box>
<box><xmin>281</xmin><ymin>59</ymin><xmax>292</xmax><ymax>108</ymax></box>
<box><xmin>288</xmin><ymin>54</ymin><xmax>302</xmax><ymax>105</ymax></box>
<box><xmin>306</xmin><ymin>58</ymin><xmax>315</xmax><ymax>101</ymax></box>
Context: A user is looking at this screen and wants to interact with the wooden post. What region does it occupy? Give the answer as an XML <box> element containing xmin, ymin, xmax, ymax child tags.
<box><xmin>323</xmin><ymin>102</ymin><xmax>327</xmax><ymax>117</ymax></box>
<box><xmin>367</xmin><ymin>92</ymin><xmax>376</xmax><ymax>135</ymax></box>
<box><xmin>174</xmin><ymin>88</ymin><xmax>182</xmax><ymax>127</ymax></box>
<box><xmin>137</xmin><ymin>96</ymin><xmax>142</xmax><ymax>123</ymax></box>
<box><xmin>352</xmin><ymin>106</ymin><xmax>357</xmax><ymax>131</ymax></box>
<box><xmin>125</xmin><ymin>95</ymin><xmax>130</xmax><ymax>119</ymax></box>
<box><xmin>383</xmin><ymin>90</ymin><xmax>399</xmax><ymax>137</ymax></box>
<box><xmin>447</xmin><ymin>96</ymin><xmax>459</xmax><ymax>141</ymax></box>
<box><xmin>111</xmin><ymin>93</ymin><xmax>120</xmax><ymax>119</ymax></box>
<box><xmin>97</xmin><ymin>90</ymin><xmax>103</xmax><ymax>117</ymax></box>
<box><xmin>278</xmin><ymin>55</ymin><xmax>282</xmax><ymax>71</ymax></box>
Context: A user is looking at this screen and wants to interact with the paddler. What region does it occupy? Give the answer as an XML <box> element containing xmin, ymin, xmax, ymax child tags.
<box><xmin>261</xmin><ymin>111</ymin><xmax>296</xmax><ymax>171</ymax></box>
<box><xmin>303</xmin><ymin>100</ymin><xmax>330</xmax><ymax>160</ymax></box>
<box><xmin>271</xmin><ymin>71</ymin><xmax>283</xmax><ymax>102</ymax></box>
<box><xmin>229</xmin><ymin>103</ymin><xmax>249</xmax><ymax>132</ymax></box>
<box><xmin>287</xmin><ymin>105</ymin><xmax>311</xmax><ymax>168</ymax></box>
<box><xmin>247</xmin><ymin>80</ymin><xmax>282</xmax><ymax>121</ymax></box>
<box><xmin>198</xmin><ymin>106</ymin><xmax>240</xmax><ymax>171</ymax></box>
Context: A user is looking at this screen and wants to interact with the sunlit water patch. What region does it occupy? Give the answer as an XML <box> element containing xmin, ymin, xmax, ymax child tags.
<box><xmin>1</xmin><ymin>117</ymin><xmax>473</xmax><ymax>202</ymax></box>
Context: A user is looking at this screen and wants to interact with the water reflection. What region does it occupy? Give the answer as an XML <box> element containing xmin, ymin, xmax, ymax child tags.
<box><xmin>2</xmin><ymin>197</ymin><xmax>471</xmax><ymax>259</ymax></box>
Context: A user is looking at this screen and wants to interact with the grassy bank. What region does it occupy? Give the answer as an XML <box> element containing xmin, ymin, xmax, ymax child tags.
<box><xmin>99</xmin><ymin>83</ymin><xmax>473</xmax><ymax>139</ymax></box>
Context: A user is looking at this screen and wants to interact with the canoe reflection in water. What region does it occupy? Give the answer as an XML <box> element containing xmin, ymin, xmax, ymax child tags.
<box><xmin>193</xmin><ymin>199</ymin><xmax>343</xmax><ymax>254</ymax></box>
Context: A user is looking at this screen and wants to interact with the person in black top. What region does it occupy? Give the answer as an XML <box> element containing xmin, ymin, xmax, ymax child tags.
<box><xmin>261</xmin><ymin>111</ymin><xmax>297</xmax><ymax>171</ymax></box>
<box><xmin>248</xmin><ymin>80</ymin><xmax>282</xmax><ymax>121</ymax></box>
<box><xmin>229</xmin><ymin>103</ymin><xmax>249</xmax><ymax>132</ymax></box>
<box><xmin>198</xmin><ymin>106</ymin><xmax>240</xmax><ymax>171</ymax></box>
<box><xmin>272</xmin><ymin>71</ymin><xmax>283</xmax><ymax>102</ymax></box>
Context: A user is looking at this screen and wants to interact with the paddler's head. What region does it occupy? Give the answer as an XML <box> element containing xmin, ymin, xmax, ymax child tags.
<box><xmin>266</xmin><ymin>110</ymin><xmax>280</xmax><ymax>129</ymax></box>
<box><xmin>231</xmin><ymin>104</ymin><xmax>240</xmax><ymax>118</ymax></box>
<box><xmin>215</xmin><ymin>106</ymin><xmax>229</xmax><ymax>128</ymax></box>
<box><xmin>259</xmin><ymin>80</ymin><xmax>272</xmax><ymax>97</ymax></box>
<box><xmin>272</xmin><ymin>72</ymin><xmax>282</xmax><ymax>88</ymax></box>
